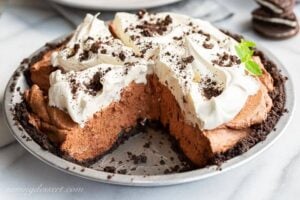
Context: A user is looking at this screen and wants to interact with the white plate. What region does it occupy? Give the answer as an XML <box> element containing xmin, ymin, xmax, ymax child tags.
<box><xmin>3</xmin><ymin>35</ymin><xmax>295</xmax><ymax>186</ymax></box>
<box><xmin>50</xmin><ymin>0</ymin><xmax>183</xmax><ymax>10</ymax></box>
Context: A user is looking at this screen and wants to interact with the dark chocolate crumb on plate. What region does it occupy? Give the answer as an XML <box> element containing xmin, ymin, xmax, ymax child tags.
<box><xmin>107</xmin><ymin>175</ymin><xmax>113</xmax><ymax>180</ymax></box>
<box><xmin>143</xmin><ymin>141</ymin><xmax>151</xmax><ymax>148</ymax></box>
<box><xmin>160</xmin><ymin>159</ymin><xmax>166</xmax><ymax>165</ymax></box>
<box><xmin>127</xmin><ymin>152</ymin><xmax>147</xmax><ymax>164</ymax></box>
<box><xmin>117</xmin><ymin>169</ymin><xmax>127</xmax><ymax>174</ymax></box>
<box><xmin>103</xmin><ymin>166</ymin><xmax>116</xmax><ymax>173</ymax></box>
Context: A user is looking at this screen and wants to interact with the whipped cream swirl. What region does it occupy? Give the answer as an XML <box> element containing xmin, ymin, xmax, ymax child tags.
<box><xmin>52</xmin><ymin>14</ymin><xmax>146</xmax><ymax>72</ymax></box>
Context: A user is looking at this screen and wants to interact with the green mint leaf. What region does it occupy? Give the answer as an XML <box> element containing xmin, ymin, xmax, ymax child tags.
<box><xmin>245</xmin><ymin>60</ymin><xmax>262</xmax><ymax>76</ymax></box>
<box><xmin>235</xmin><ymin>45</ymin><xmax>243</xmax><ymax>59</ymax></box>
<box><xmin>241</xmin><ymin>45</ymin><xmax>253</xmax><ymax>61</ymax></box>
<box><xmin>241</xmin><ymin>39</ymin><xmax>256</xmax><ymax>48</ymax></box>
<box><xmin>235</xmin><ymin>45</ymin><xmax>250</xmax><ymax>62</ymax></box>
<box><xmin>235</xmin><ymin>39</ymin><xmax>262</xmax><ymax>76</ymax></box>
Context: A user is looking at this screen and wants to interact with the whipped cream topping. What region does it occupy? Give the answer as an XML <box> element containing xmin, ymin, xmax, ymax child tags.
<box><xmin>49</xmin><ymin>12</ymin><xmax>261</xmax><ymax>130</ymax></box>
<box><xmin>113</xmin><ymin>12</ymin><xmax>192</xmax><ymax>60</ymax></box>
<box><xmin>185</xmin><ymin>34</ymin><xmax>259</xmax><ymax>129</ymax></box>
<box><xmin>49</xmin><ymin>63</ymin><xmax>148</xmax><ymax>125</ymax></box>
<box><xmin>112</xmin><ymin>12</ymin><xmax>260</xmax><ymax>129</ymax></box>
<box><xmin>52</xmin><ymin>14</ymin><xmax>147</xmax><ymax>72</ymax></box>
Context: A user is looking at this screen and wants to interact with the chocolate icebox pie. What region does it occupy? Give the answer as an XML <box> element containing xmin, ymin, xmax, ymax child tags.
<box><xmin>13</xmin><ymin>11</ymin><xmax>287</xmax><ymax>169</ymax></box>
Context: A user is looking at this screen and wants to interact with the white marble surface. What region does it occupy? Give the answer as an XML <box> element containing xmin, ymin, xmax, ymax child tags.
<box><xmin>0</xmin><ymin>0</ymin><xmax>300</xmax><ymax>199</ymax></box>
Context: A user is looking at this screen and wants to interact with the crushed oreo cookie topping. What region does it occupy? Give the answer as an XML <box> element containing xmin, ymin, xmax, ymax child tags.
<box><xmin>135</xmin><ymin>14</ymin><xmax>173</xmax><ymax>37</ymax></box>
<box><xmin>85</xmin><ymin>72</ymin><xmax>103</xmax><ymax>96</ymax></box>
<box><xmin>201</xmin><ymin>78</ymin><xmax>223</xmax><ymax>100</ymax></box>
<box><xmin>212</xmin><ymin>52</ymin><xmax>241</xmax><ymax>67</ymax></box>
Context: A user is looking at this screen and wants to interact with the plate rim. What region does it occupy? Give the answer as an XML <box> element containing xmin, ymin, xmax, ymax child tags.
<box><xmin>3</xmin><ymin>34</ymin><xmax>295</xmax><ymax>186</ymax></box>
<box><xmin>49</xmin><ymin>0</ymin><xmax>183</xmax><ymax>10</ymax></box>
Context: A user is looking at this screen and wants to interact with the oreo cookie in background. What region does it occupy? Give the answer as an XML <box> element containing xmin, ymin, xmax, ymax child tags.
<box><xmin>255</xmin><ymin>0</ymin><xmax>295</xmax><ymax>14</ymax></box>
<box><xmin>252</xmin><ymin>0</ymin><xmax>299</xmax><ymax>39</ymax></box>
<box><xmin>252</xmin><ymin>8</ymin><xmax>299</xmax><ymax>39</ymax></box>
<box><xmin>253</xmin><ymin>8</ymin><xmax>298</xmax><ymax>27</ymax></box>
